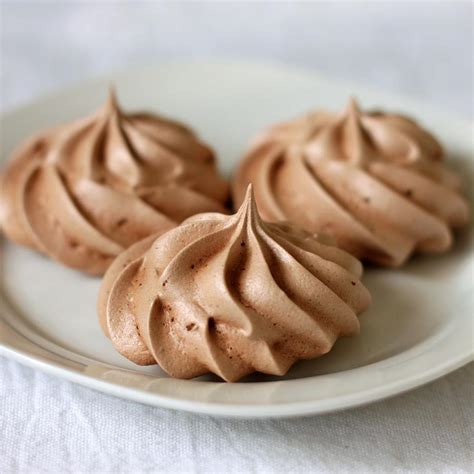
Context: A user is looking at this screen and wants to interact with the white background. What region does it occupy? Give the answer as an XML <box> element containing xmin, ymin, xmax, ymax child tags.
<box><xmin>1</xmin><ymin>2</ymin><xmax>473</xmax><ymax>473</ymax></box>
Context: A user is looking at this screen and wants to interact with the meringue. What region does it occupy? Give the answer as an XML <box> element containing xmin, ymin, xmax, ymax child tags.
<box><xmin>98</xmin><ymin>185</ymin><xmax>371</xmax><ymax>382</ymax></box>
<box><xmin>233</xmin><ymin>99</ymin><xmax>469</xmax><ymax>266</ymax></box>
<box><xmin>0</xmin><ymin>91</ymin><xmax>229</xmax><ymax>274</ymax></box>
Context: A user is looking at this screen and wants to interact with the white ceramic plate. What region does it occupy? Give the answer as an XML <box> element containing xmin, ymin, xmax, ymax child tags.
<box><xmin>1</xmin><ymin>61</ymin><xmax>473</xmax><ymax>418</ymax></box>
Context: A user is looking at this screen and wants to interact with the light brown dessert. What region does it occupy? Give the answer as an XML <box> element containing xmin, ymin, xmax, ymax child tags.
<box><xmin>98</xmin><ymin>185</ymin><xmax>371</xmax><ymax>382</ymax></box>
<box><xmin>233</xmin><ymin>99</ymin><xmax>469</xmax><ymax>266</ymax></box>
<box><xmin>0</xmin><ymin>91</ymin><xmax>229</xmax><ymax>274</ymax></box>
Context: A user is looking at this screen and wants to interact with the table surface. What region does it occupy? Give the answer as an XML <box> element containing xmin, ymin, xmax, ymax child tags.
<box><xmin>1</xmin><ymin>2</ymin><xmax>473</xmax><ymax>473</ymax></box>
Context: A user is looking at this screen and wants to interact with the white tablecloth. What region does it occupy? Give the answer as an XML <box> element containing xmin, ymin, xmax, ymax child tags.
<box><xmin>1</xmin><ymin>2</ymin><xmax>473</xmax><ymax>473</ymax></box>
<box><xmin>1</xmin><ymin>357</ymin><xmax>472</xmax><ymax>473</ymax></box>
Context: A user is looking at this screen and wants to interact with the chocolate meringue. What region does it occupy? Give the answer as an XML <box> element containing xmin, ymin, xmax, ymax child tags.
<box><xmin>233</xmin><ymin>99</ymin><xmax>469</xmax><ymax>266</ymax></box>
<box><xmin>0</xmin><ymin>91</ymin><xmax>229</xmax><ymax>274</ymax></box>
<box><xmin>98</xmin><ymin>185</ymin><xmax>371</xmax><ymax>382</ymax></box>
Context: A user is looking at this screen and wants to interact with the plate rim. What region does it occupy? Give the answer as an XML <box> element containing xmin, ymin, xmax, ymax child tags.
<box><xmin>1</xmin><ymin>319</ymin><xmax>472</xmax><ymax>418</ymax></box>
<box><xmin>1</xmin><ymin>59</ymin><xmax>473</xmax><ymax>418</ymax></box>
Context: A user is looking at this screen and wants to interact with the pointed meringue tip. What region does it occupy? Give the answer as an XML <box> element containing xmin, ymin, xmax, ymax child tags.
<box><xmin>237</xmin><ymin>183</ymin><xmax>259</xmax><ymax>219</ymax></box>
<box><xmin>346</xmin><ymin>96</ymin><xmax>360</xmax><ymax>114</ymax></box>
<box><xmin>105</xmin><ymin>86</ymin><xmax>119</xmax><ymax>110</ymax></box>
<box><xmin>244</xmin><ymin>183</ymin><xmax>254</xmax><ymax>201</ymax></box>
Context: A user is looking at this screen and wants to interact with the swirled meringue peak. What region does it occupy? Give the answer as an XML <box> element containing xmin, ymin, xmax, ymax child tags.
<box><xmin>0</xmin><ymin>90</ymin><xmax>229</xmax><ymax>275</ymax></box>
<box><xmin>98</xmin><ymin>185</ymin><xmax>371</xmax><ymax>382</ymax></box>
<box><xmin>233</xmin><ymin>98</ymin><xmax>469</xmax><ymax>266</ymax></box>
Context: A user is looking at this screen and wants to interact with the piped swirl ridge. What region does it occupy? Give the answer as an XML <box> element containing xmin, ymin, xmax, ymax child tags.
<box><xmin>0</xmin><ymin>91</ymin><xmax>229</xmax><ymax>274</ymax></box>
<box><xmin>98</xmin><ymin>186</ymin><xmax>371</xmax><ymax>382</ymax></box>
<box><xmin>233</xmin><ymin>98</ymin><xmax>469</xmax><ymax>266</ymax></box>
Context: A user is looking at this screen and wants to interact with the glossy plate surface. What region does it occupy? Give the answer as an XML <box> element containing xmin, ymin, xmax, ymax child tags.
<box><xmin>0</xmin><ymin>61</ymin><xmax>472</xmax><ymax>418</ymax></box>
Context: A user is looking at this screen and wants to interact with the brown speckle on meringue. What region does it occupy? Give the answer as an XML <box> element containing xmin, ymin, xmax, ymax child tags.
<box><xmin>0</xmin><ymin>90</ymin><xmax>229</xmax><ymax>274</ymax></box>
<box><xmin>233</xmin><ymin>98</ymin><xmax>469</xmax><ymax>266</ymax></box>
<box><xmin>98</xmin><ymin>185</ymin><xmax>371</xmax><ymax>382</ymax></box>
